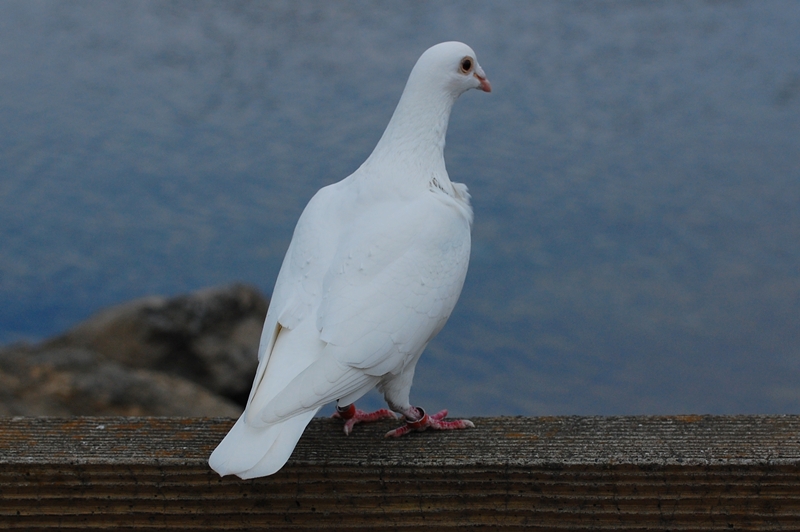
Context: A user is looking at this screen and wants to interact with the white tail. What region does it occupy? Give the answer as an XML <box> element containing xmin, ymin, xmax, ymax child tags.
<box><xmin>208</xmin><ymin>409</ymin><xmax>318</xmax><ymax>479</ymax></box>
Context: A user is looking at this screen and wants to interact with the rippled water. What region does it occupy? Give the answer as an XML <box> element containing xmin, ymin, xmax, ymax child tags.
<box><xmin>1</xmin><ymin>1</ymin><xmax>799</xmax><ymax>415</ymax></box>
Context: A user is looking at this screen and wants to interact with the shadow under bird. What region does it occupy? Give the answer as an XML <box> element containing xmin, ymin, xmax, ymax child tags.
<box><xmin>209</xmin><ymin>41</ymin><xmax>492</xmax><ymax>479</ymax></box>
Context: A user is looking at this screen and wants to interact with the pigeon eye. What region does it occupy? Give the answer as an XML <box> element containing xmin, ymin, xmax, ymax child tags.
<box><xmin>459</xmin><ymin>57</ymin><xmax>473</xmax><ymax>74</ymax></box>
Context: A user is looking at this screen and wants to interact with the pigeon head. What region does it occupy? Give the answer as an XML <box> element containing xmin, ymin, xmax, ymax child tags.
<box><xmin>407</xmin><ymin>41</ymin><xmax>492</xmax><ymax>97</ymax></box>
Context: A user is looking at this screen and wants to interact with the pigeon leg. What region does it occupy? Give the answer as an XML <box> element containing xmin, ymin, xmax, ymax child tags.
<box><xmin>384</xmin><ymin>407</ymin><xmax>475</xmax><ymax>438</ymax></box>
<box><xmin>332</xmin><ymin>403</ymin><xmax>397</xmax><ymax>435</ymax></box>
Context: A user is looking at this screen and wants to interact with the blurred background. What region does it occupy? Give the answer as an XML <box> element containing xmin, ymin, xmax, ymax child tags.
<box><xmin>1</xmin><ymin>1</ymin><xmax>799</xmax><ymax>417</ymax></box>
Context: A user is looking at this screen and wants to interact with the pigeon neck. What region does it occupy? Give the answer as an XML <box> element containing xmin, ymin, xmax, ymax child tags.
<box><xmin>363</xmin><ymin>81</ymin><xmax>456</xmax><ymax>186</ymax></box>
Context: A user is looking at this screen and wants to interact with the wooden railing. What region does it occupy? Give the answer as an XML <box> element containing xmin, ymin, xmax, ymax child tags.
<box><xmin>2</xmin><ymin>416</ymin><xmax>799</xmax><ymax>529</ymax></box>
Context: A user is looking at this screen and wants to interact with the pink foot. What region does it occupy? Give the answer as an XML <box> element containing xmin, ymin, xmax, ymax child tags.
<box><xmin>385</xmin><ymin>408</ymin><xmax>475</xmax><ymax>438</ymax></box>
<box><xmin>332</xmin><ymin>403</ymin><xmax>397</xmax><ymax>435</ymax></box>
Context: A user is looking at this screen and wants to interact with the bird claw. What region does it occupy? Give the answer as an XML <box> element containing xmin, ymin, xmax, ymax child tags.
<box><xmin>384</xmin><ymin>408</ymin><xmax>475</xmax><ymax>438</ymax></box>
<box><xmin>332</xmin><ymin>404</ymin><xmax>397</xmax><ymax>435</ymax></box>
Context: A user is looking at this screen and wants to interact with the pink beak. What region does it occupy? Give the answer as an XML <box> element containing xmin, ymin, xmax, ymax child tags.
<box><xmin>474</xmin><ymin>72</ymin><xmax>492</xmax><ymax>93</ymax></box>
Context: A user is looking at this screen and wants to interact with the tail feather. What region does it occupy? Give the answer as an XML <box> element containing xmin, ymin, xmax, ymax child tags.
<box><xmin>208</xmin><ymin>409</ymin><xmax>318</xmax><ymax>478</ymax></box>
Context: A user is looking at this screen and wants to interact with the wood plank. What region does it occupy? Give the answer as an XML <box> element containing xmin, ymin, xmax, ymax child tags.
<box><xmin>1</xmin><ymin>416</ymin><xmax>799</xmax><ymax>530</ymax></box>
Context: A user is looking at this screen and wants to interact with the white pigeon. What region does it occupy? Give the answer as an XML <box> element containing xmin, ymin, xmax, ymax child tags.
<box><xmin>209</xmin><ymin>41</ymin><xmax>491</xmax><ymax>479</ymax></box>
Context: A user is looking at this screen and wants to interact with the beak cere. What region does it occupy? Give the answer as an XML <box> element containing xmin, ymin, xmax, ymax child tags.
<box><xmin>474</xmin><ymin>72</ymin><xmax>492</xmax><ymax>93</ymax></box>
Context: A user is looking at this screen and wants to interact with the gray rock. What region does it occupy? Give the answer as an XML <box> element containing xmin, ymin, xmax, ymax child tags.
<box><xmin>0</xmin><ymin>344</ymin><xmax>242</xmax><ymax>417</ymax></box>
<box><xmin>46</xmin><ymin>283</ymin><xmax>268</xmax><ymax>405</ymax></box>
<box><xmin>0</xmin><ymin>283</ymin><xmax>270</xmax><ymax>417</ymax></box>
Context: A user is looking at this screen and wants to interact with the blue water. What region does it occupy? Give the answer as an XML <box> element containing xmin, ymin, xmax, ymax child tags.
<box><xmin>1</xmin><ymin>1</ymin><xmax>799</xmax><ymax>415</ymax></box>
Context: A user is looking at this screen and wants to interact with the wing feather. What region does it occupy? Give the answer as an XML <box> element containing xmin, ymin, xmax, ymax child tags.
<box><xmin>245</xmin><ymin>182</ymin><xmax>470</xmax><ymax>428</ymax></box>
<box><xmin>243</xmin><ymin>185</ymin><xmax>343</xmax><ymax>420</ymax></box>
<box><xmin>318</xmin><ymin>191</ymin><xmax>471</xmax><ymax>376</ymax></box>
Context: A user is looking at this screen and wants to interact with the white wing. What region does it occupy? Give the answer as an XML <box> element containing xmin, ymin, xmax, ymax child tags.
<box><xmin>243</xmin><ymin>183</ymin><xmax>344</xmax><ymax>421</ymax></box>
<box><xmin>322</xmin><ymin>193</ymin><xmax>470</xmax><ymax>373</ymax></box>
<box><xmin>256</xmin><ymin>185</ymin><xmax>472</xmax><ymax>423</ymax></box>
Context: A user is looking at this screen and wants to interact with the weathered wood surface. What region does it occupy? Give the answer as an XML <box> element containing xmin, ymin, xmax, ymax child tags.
<box><xmin>1</xmin><ymin>415</ymin><xmax>800</xmax><ymax>530</ymax></box>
